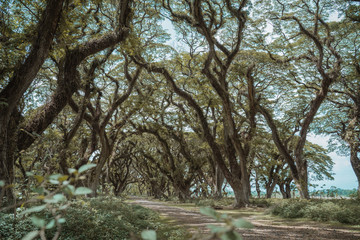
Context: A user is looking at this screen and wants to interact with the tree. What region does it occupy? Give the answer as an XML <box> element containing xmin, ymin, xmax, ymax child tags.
<box><xmin>0</xmin><ymin>0</ymin><xmax>134</xmax><ymax>203</ymax></box>
<box><xmin>254</xmin><ymin>0</ymin><xmax>343</xmax><ymax>198</ymax></box>
<box><xmin>0</xmin><ymin>0</ymin><xmax>65</xmax><ymax>202</ymax></box>
<box><xmin>308</xmin><ymin>2</ymin><xmax>360</xmax><ymax>195</ymax></box>
<box><xmin>3</xmin><ymin>0</ymin><xmax>358</xmax><ymax>210</ymax></box>
<box><xmin>107</xmin><ymin>141</ymin><xmax>136</xmax><ymax>196</ymax></box>
<box><xmin>252</xmin><ymin>132</ymin><xmax>333</xmax><ymax>199</ymax></box>
<box><xmin>130</xmin><ymin>0</ymin><xmax>260</xmax><ymax>207</ymax></box>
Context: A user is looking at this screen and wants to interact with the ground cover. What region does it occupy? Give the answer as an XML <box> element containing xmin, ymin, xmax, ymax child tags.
<box><xmin>0</xmin><ymin>197</ymin><xmax>188</xmax><ymax>240</ymax></box>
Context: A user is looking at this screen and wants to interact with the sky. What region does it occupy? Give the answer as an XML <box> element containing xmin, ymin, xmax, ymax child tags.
<box><xmin>308</xmin><ymin>135</ymin><xmax>357</xmax><ymax>190</ymax></box>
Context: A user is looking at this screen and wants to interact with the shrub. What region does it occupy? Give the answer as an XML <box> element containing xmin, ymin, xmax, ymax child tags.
<box><xmin>194</xmin><ymin>197</ymin><xmax>234</xmax><ymax>208</ymax></box>
<box><xmin>0</xmin><ymin>197</ymin><xmax>188</xmax><ymax>240</ymax></box>
<box><xmin>271</xmin><ymin>199</ymin><xmax>308</xmax><ymax>218</ymax></box>
<box><xmin>270</xmin><ymin>199</ymin><xmax>360</xmax><ymax>225</ymax></box>
<box><xmin>0</xmin><ymin>212</ymin><xmax>34</xmax><ymax>239</ymax></box>
<box><xmin>335</xmin><ymin>205</ymin><xmax>360</xmax><ymax>224</ymax></box>
<box><xmin>195</xmin><ymin>199</ymin><xmax>216</xmax><ymax>207</ymax></box>
<box><xmin>250</xmin><ymin>198</ymin><xmax>272</xmax><ymax>208</ymax></box>
<box><xmin>302</xmin><ymin>202</ymin><xmax>341</xmax><ymax>222</ymax></box>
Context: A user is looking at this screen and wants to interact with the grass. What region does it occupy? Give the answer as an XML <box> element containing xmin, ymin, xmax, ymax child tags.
<box><xmin>0</xmin><ymin>197</ymin><xmax>189</xmax><ymax>240</ymax></box>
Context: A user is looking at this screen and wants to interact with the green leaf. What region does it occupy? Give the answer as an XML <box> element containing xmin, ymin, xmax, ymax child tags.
<box><xmin>31</xmin><ymin>216</ymin><xmax>45</xmax><ymax>228</ymax></box>
<box><xmin>46</xmin><ymin>219</ymin><xmax>56</xmax><ymax>229</ymax></box>
<box><xmin>33</xmin><ymin>187</ymin><xmax>44</xmax><ymax>194</ymax></box>
<box><xmin>66</xmin><ymin>185</ymin><xmax>75</xmax><ymax>194</ymax></box>
<box><xmin>22</xmin><ymin>230</ymin><xmax>39</xmax><ymax>240</ymax></box>
<box><xmin>207</xmin><ymin>225</ymin><xmax>228</xmax><ymax>233</ymax></box>
<box><xmin>53</xmin><ymin>193</ymin><xmax>66</xmax><ymax>202</ymax></box>
<box><xmin>141</xmin><ymin>230</ymin><xmax>157</xmax><ymax>240</ymax></box>
<box><xmin>58</xmin><ymin>218</ymin><xmax>66</xmax><ymax>224</ymax></box>
<box><xmin>49</xmin><ymin>174</ymin><xmax>62</xmax><ymax>180</ymax></box>
<box><xmin>34</xmin><ymin>175</ymin><xmax>44</xmax><ymax>183</ymax></box>
<box><xmin>44</xmin><ymin>199</ymin><xmax>56</xmax><ymax>204</ymax></box>
<box><xmin>232</xmin><ymin>219</ymin><xmax>253</xmax><ymax>229</ymax></box>
<box><xmin>49</xmin><ymin>179</ymin><xmax>59</xmax><ymax>184</ymax></box>
<box><xmin>78</xmin><ymin>164</ymin><xmax>96</xmax><ymax>174</ymax></box>
<box><xmin>0</xmin><ymin>180</ymin><xmax>5</xmax><ymax>187</ymax></box>
<box><xmin>62</xmin><ymin>180</ymin><xmax>70</xmax><ymax>186</ymax></box>
<box><xmin>58</xmin><ymin>175</ymin><xmax>69</xmax><ymax>182</ymax></box>
<box><xmin>44</xmin><ymin>194</ymin><xmax>66</xmax><ymax>203</ymax></box>
<box><xmin>200</xmin><ymin>207</ymin><xmax>219</xmax><ymax>220</ymax></box>
<box><xmin>68</xmin><ymin>168</ymin><xmax>77</xmax><ymax>174</ymax></box>
<box><xmin>74</xmin><ymin>187</ymin><xmax>92</xmax><ymax>195</ymax></box>
<box><xmin>220</xmin><ymin>231</ymin><xmax>242</xmax><ymax>240</ymax></box>
<box><xmin>20</xmin><ymin>205</ymin><xmax>47</xmax><ymax>215</ymax></box>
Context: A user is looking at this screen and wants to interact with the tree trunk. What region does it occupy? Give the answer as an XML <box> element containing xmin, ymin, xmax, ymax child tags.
<box><xmin>349</xmin><ymin>145</ymin><xmax>360</xmax><ymax>195</ymax></box>
<box><xmin>0</xmin><ymin>110</ymin><xmax>20</xmax><ymax>205</ymax></box>
<box><xmin>294</xmin><ymin>162</ymin><xmax>310</xmax><ymax>199</ymax></box>
<box><xmin>265</xmin><ymin>180</ymin><xmax>277</xmax><ymax>199</ymax></box>
<box><xmin>344</xmin><ymin>114</ymin><xmax>360</xmax><ymax>196</ymax></box>
<box><xmin>255</xmin><ymin>175</ymin><xmax>261</xmax><ymax>198</ymax></box>
<box><xmin>214</xmin><ymin>164</ymin><xmax>224</xmax><ymax>199</ymax></box>
<box><xmin>90</xmin><ymin>145</ymin><xmax>112</xmax><ymax>196</ymax></box>
<box><xmin>285</xmin><ymin>182</ymin><xmax>292</xmax><ymax>198</ymax></box>
<box><xmin>278</xmin><ymin>183</ymin><xmax>291</xmax><ymax>199</ymax></box>
<box><xmin>173</xmin><ymin>179</ymin><xmax>192</xmax><ymax>202</ymax></box>
<box><xmin>233</xmin><ymin>179</ymin><xmax>250</xmax><ymax>208</ymax></box>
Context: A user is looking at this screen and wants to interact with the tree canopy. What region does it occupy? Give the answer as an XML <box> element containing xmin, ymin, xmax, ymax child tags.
<box><xmin>0</xmin><ymin>0</ymin><xmax>359</xmax><ymax>209</ymax></box>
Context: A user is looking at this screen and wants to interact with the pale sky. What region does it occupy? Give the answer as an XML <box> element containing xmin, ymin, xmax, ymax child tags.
<box><xmin>308</xmin><ymin>135</ymin><xmax>357</xmax><ymax>190</ymax></box>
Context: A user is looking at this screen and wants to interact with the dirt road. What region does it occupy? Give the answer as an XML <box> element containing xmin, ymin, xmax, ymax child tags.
<box><xmin>130</xmin><ymin>198</ymin><xmax>360</xmax><ymax>240</ymax></box>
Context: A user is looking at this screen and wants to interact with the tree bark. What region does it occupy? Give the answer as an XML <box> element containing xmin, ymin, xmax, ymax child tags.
<box><xmin>349</xmin><ymin>140</ymin><xmax>360</xmax><ymax>195</ymax></box>
<box><xmin>214</xmin><ymin>164</ymin><xmax>224</xmax><ymax>199</ymax></box>
<box><xmin>265</xmin><ymin>181</ymin><xmax>277</xmax><ymax>199</ymax></box>
<box><xmin>279</xmin><ymin>183</ymin><xmax>291</xmax><ymax>199</ymax></box>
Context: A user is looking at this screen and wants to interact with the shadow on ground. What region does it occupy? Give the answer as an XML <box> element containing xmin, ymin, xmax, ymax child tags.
<box><xmin>129</xmin><ymin>198</ymin><xmax>360</xmax><ymax>240</ymax></box>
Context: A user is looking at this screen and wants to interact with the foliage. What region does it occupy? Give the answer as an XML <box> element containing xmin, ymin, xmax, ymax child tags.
<box><xmin>194</xmin><ymin>198</ymin><xmax>234</xmax><ymax>208</ymax></box>
<box><xmin>270</xmin><ymin>199</ymin><xmax>360</xmax><ymax>225</ymax></box>
<box><xmin>0</xmin><ymin>163</ymin><xmax>96</xmax><ymax>239</ymax></box>
<box><xmin>249</xmin><ymin>198</ymin><xmax>273</xmax><ymax>208</ymax></box>
<box><xmin>1</xmin><ymin>0</ymin><xmax>359</xmax><ymax>229</ymax></box>
<box><xmin>0</xmin><ymin>197</ymin><xmax>188</xmax><ymax>240</ymax></box>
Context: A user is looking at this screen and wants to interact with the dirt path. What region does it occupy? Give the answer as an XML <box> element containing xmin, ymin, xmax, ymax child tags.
<box><xmin>129</xmin><ymin>198</ymin><xmax>360</xmax><ymax>240</ymax></box>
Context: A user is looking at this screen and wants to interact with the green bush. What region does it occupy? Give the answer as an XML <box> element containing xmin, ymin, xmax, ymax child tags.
<box><xmin>250</xmin><ymin>198</ymin><xmax>273</xmax><ymax>208</ymax></box>
<box><xmin>335</xmin><ymin>204</ymin><xmax>360</xmax><ymax>224</ymax></box>
<box><xmin>194</xmin><ymin>197</ymin><xmax>234</xmax><ymax>207</ymax></box>
<box><xmin>270</xmin><ymin>199</ymin><xmax>360</xmax><ymax>225</ymax></box>
<box><xmin>0</xmin><ymin>212</ymin><xmax>34</xmax><ymax>239</ymax></box>
<box><xmin>195</xmin><ymin>199</ymin><xmax>216</xmax><ymax>207</ymax></box>
<box><xmin>0</xmin><ymin>197</ymin><xmax>188</xmax><ymax>240</ymax></box>
<box><xmin>271</xmin><ymin>199</ymin><xmax>308</xmax><ymax>218</ymax></box>
<box><xmin>303</xmin><ymin>202</ymin><xmax>341</xmax><ymax>222</ymax></box>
